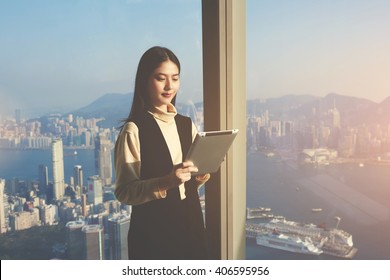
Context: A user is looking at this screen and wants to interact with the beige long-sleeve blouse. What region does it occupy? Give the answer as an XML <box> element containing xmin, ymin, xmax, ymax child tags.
<box><xmin>114</xmin><ymin>104</ymin><xmax>198</xmax><ymax>206</ymax></box>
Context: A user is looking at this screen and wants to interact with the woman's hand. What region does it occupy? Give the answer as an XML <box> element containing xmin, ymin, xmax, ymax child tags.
<box><xmin>195</xmin><ymin>173</ymin><xmax>211</xmax><ymax>185</ymax></box>
<box><xmin>159</xmin><ymin>161</ymin><xmax>198</xmax><ymax>190</ymax></box>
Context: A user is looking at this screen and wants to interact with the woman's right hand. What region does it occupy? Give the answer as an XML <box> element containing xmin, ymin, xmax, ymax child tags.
<box><xmin>159</xmin><ymin>161</ymin><xmax>198</xmax><ymax>191</ymax></box>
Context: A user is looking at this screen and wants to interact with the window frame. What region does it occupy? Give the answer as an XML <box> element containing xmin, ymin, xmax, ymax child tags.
<box><xmin>202</xmin><ymin>0</ymin><xmax>246</xmax><ymax>260</ymax></box>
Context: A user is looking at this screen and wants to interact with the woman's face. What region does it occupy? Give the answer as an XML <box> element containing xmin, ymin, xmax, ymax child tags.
<box><xmin>147</xmin><ymin>60</ymin><xmax>180</xmax><ymax>111</ymax></box>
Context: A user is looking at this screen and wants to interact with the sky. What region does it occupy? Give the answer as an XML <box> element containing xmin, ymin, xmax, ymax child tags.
<box><xmin>247</xmin><ymin>0</ymin><xmax>390</xmax><ymax>103</ymax></box>
<box><xmin>1</xmin><ymin>0</ymin><xmax>390</xmax><ymax>118</ymax></box>
<box><xmin>0</xmin><ymin>0</ymin><xmax>203</xmax><ymax>117</ymax></box>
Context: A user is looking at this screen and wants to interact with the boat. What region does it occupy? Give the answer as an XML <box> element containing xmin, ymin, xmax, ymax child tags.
<box><xmin>311</xmin><ymin>208</ymin><xmax>323</xmax><ymax>212</ymax></box>
<box><xmin>256</xmin><ymin>230</ymin><xmax>323</xmax><ymax>255</ymax></box>
<box><xmin>64</xmin><ymin>150</ymin><xmax>78</xmax><ymax>157</ymax></box>
<box><xmin>247</xmin><ymin>207</ymin><xmax>272</xmax><ymax>219</ymax></box>
<box><xmin>246</xmin><ymin>217</ymin><xmax>357</xmax><ymax>258</ymax></box>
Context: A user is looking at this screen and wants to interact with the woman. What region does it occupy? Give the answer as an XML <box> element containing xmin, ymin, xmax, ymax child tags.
<box><xmin>114</xmin><ymin>46</ymin><xmax>210</xmax><ymax>259</ymax></box>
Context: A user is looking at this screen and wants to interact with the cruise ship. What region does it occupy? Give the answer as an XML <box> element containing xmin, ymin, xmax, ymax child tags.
<box><xmin>256</xmin><ymin>230</ymin><xmax>323</xmax><ymax>255</ymax></box>
<box><xmin>246</xmin><ymin>208</ymin><xmax>358</xmax><ymax>258</ymax></box>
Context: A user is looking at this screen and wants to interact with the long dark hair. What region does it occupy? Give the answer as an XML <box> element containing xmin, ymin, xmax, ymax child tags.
<box><xmin>123</xmin><ymin>46</ymin><xmax>181</xmax><ymax>125</ymax></box>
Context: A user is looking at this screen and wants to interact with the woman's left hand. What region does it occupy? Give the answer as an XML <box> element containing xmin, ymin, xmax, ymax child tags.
<box><xmin>195</xmin><ymin>173</ymin><xmax>211</xmax><ymax>185</ymax></box>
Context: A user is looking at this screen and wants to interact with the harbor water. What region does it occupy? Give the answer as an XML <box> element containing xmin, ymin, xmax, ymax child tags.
<box><xmin>1</xmin><ymin>149</ymin><xmax>389</xmax><ymax>259</ymax></box>
<box><xmin>246</xmin><ymin>151</ymin><xmax>390</xmax><ymax>260</ymax></box>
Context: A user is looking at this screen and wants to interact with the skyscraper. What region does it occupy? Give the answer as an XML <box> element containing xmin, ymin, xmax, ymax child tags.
<box><xmin>38</xmin><ymin>164</ymin><xmax>48</xmax><ymax>195</ymax></box>
<box><xmin>52</xmin><ymin>139</ymin><xmax>65</xmax><ymax>201</ymax></box>
<box><xmin>0</xmin><ymin>179</ymin><xmax>7</xmax><ymax>234</ymax></box>
<box><xmin>66</xmin><ymin>220</ymin><xmax>85</xmax><ymax>259</ymax></box>
<box><xmin>82</xmin><ymin>224</ymin><xmax>104</xmax><ymax>260</ymax></box>
<box><xmin>108</xmin><ymin>213</ymin><xmax>130</xmax><ymax>260</ymax></box>
<box><xmin>94</xmin><ymin>134</ymin><xmax>113</xmax><ymax>186</ymax></box>
<box><xmin>74</xmin><ymin>165</ymin><xmax>83</xmax><ymax>196</ymax></box>
<box><xmin>81</xmin><ymin>194</ymin><xmax>88</xmax><ymax>217</ymax></box>
<box><xmin>332</xmin><ymin>107</ymin><xmax>341</xmax><ymax>129</ymax></box>
<box><xmin>39</xmin><ymin>204</ymin><xmax>58</xmax><ymax>225</ymax></box>
<box><xmin>332</xmin><ymin>98</ymin><xmax>341</xmax><ymax>129</ymax></box>
<box><xmin>87</xmin><ymin>175</ymin><xmax>103</xmax><ymax>205</ymax></box>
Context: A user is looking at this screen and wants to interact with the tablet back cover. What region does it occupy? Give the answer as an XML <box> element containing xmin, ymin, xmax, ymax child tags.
<box><xmin>185</xmin><ymin>129</ymin><xmax>238</xmax><ymax>175</ymax></box>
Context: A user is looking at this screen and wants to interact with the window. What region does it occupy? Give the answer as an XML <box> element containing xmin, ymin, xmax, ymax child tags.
<box><xmin>246</xmin><ymin>0</ymin><xmax>390</xmax><ymax>260</ymax></box>
<box><xmin>0</xmin><ymin>0</ymin><xmax>204</xmax><ymax>260</ymax></box>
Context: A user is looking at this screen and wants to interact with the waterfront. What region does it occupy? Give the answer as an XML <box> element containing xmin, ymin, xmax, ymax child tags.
<box><xmin>1</xmin><ymin>149</ymin><xmax>390</xmax><ymax>259</ymax></box>
<box><xmin>246</xmin><ymin>151</ymin><xmax>390</xmax><ymax>260</ymax></box>
<box><xmin>0</xmin><ymin>148</ymin><xmax>110</xmax><ymax>184</ymax></box>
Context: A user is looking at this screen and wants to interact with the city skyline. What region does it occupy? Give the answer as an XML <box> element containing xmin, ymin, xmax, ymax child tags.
<box><xmin>1</xmin><ymin>0</ymin><xmax>390</xmax><ymax>118</ymax></box>
<box><xmin>1</xmin><ymin>87</ymin><xmax>390</xmax><ymax>259</ymax></box>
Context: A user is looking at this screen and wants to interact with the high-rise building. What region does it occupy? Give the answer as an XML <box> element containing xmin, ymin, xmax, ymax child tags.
<box><xmin>283</xmin><ymin>121</ymin><xmax>294</xmax><ymax>148</ymax></box>
<box><xmin>89</xmin><ymin>213</ymin><xmax>104</xmax><ymax>226</ymax></box>
<box><xmin>68</xmin><ymin>114</ymin><xmax>73</xmax><ymax>123</ymax></box>
<box><xmin>108</xmin><ymin>213</ymin><xmax>130</xmax><ymax>260</ymax></box>
<box><xmin>82</xmin><ymin>224</ymin><xmax>104</xmax><ymax>260</ymax></box>
<box><xmin>52</xmin><ymin>139</ymin><xmax>65</xmax><ymax>201</ymax></box>
<box><xmin>0</xmin><ymin>179</ymin><xmax>7</xmax><ymax>234</ymax></box>
<box><xmin>38</xmin><ymin>204</ymin><xmax>58</xmax><ymax>225</ymax></box>
<box><xmin>74</xmin><ymin>165</ymin><xmax>83</xmax><ymax>196</ymax></box>
<box><xmin>38</xmin><ymin>164</ymin><xmax>48</xmax><ymax>195</ymax></box>
<box><xmin>87</xmin><ymin>175</ymin><xmax>103</xmax><ymax>205</ymax></box>
<box><xmin>332</xmin><ymin>98</ymin><xmax>341</xmax><ymax>129</ymax></box>
<box><xmin>66</xmin><ymin>220</ymin><xmax>85</xmax><ymax>259</ymax></box>
<box><xmin>95</xmin><ymin>134</ymin><xmax>113</xmax><ymax>185</ymax></box>
<box><xmin>7</xmin><ymin>178</ymin><xmax>20</xmax><ymax>196</ymax></box>
<box><xmin>333</xmin><ymin>109</ymin><xmax>341</xmax><ymax>129</ymax></box>
<box><xmin>81</xmin><ymin>194</ymin><xmax>88</xmax><ymax>217</ymax></box>
<box><xmin>81</xmin><ymin>131</ymin><xmax>92</xmax><ymax>146</ymax></box>
<box><xmin>9</xmin><ymin>208</ymin><xmax>40</xmax><ymax>231</ymax></box>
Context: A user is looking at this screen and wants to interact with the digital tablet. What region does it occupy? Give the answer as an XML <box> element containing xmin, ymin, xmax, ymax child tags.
<box><xmin>185</xmin><ymin>129</ymin><xmax>239</xmax><ymax>175</ymax></box>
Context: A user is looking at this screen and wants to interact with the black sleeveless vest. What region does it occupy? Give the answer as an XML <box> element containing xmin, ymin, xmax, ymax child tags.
<box><xmin>128</xmin><ymin>111</ymin><xmax>207</xmax><ymax>259</ymax></box>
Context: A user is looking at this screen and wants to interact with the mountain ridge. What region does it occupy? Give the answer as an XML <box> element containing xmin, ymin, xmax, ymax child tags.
<box><xmin>70</xmin><ymin>92</ymin><xmax>390</xmax><ymax>128</ymax></box>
